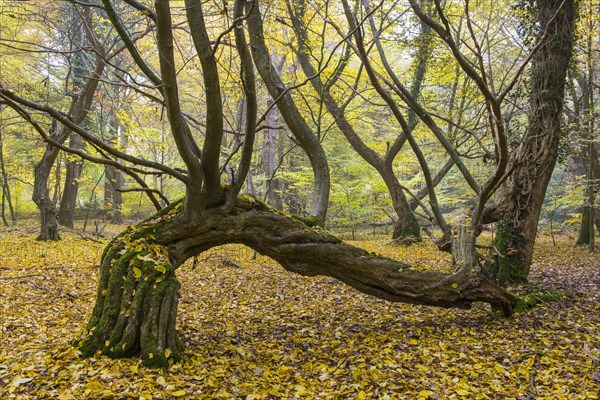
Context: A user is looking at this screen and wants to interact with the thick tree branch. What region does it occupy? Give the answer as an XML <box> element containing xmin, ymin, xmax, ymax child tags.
<box><xmin>155</xmin><ymin>0</ymin><xmax>204</xmax><ymax>212</ymax></box>
<box><xmin>225</xmin><ymin>0</ymin><xmax>257</xmax><ymax>208</ymax></box>
<box><xmin>0</xmin><ymin>88</ymin><xmax>188</xmax><ymax>182</ymax></box>
<box><xmin>166</xmin><ymin>200</ymin><xmax>517</xmax><ymax>316</ymax></box>
<box><xmin>185</xmin><ymin>0</ymin><xmax>225</xmax><ymax>206</ymax></box>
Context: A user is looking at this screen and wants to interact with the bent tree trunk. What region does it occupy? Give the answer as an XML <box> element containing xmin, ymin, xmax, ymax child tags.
<box><xmin>76</xmin><ymin>198</ymin><xmax>516</xmax><ymax>368</ymax></box>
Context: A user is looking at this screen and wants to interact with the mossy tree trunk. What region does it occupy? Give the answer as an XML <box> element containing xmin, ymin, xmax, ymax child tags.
<box><xmin>76</xmin><ymin>204</ymin><xmax>184</xmax><ymax>368</ymax></box>
<box><xmin>77</xmin><ymin>199</ymin><xmax>516</xmax><ymax>368</ymax></box>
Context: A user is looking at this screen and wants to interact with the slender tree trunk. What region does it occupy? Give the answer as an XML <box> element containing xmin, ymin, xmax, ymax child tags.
<box><xmin>0</xmin><ymin>128</ymin><xmax>16</xmax><ymax>225</ymax></box>
<box><xmin>31</xmin><ymin>45</ymin><xmax>105</xmax><ymax>239</ymax></box>
<box><xmin>247</xmin><ymin>2</ymin><xmax>330</xmax><ymax>222</ymax></box>
<box><xmin>33</xmin><ymin>121</ymin><xmax>64</xmax><ymax>240</ymax></box>
<box><xmin>263</xmin><ymin>99</ymin><xmax>284</xmax><ymax>211</ymax></box>
<box><xmin>104</xmin><ymin>165</ymin><xmax>114</xmax><ymax>215</ymax></box>
<box><xmin>112</xmin><ymin>168</ymin><xmax>123</xmax><ymax>223</ymax></box>
<box><xmin>380</xmin><ymin>170</ymin><xmax>421</xmax><ymax>242</ymax></box>
<box><xmin>58</xmin><ymin>134</ymin><xmax>84</xmax><ymax>228</ymax></box>
<box><xmin>288</xmin><ymin>1</ymin><xmax>420</xmax><ymax>242</ymax></box>
<box><xmin>577</xmin><ymin>144</ymin><xmax>598</xmax><ymax>247</ymax></box>
<box><xmin>491</xmin><ymin>0</ymin><xmax>576</xmax><ymax>284</ymax></box>
<box><xmin>104</xmin><ymin>164</ymin><xmax>123</xmax><ymax>223</ymax></box>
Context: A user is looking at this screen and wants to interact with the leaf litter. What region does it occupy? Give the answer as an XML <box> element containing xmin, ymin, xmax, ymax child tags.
<box><xmin>0</xmin><ymin>225</ymin><xmax>598</xmax><ymax>399</ymax></box>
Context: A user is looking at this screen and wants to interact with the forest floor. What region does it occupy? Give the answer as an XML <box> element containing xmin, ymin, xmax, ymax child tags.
<box><xmin>0</xmin><ymin>223</ymin><xmax>599</xmax><ymax>399</ymax></box>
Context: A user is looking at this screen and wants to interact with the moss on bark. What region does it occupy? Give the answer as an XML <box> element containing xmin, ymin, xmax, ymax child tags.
<box><xmin>392</xmin><ymin>213</ymin><xmax>422</xmax><ymax>244</ymax></box>
<box><xmin>489</xmin><ymin>220</ymin><xmax>528</xmax><ymax>286</ymax></box>
<box><xmin>75</xmin><ymin>210</ymin><xmax>184</xmax><ymax>369</ymax></box>
<box><xmin>514</xmin><ymin>290</ymin><xmax>574</xmax><ymax>313</ymax></box>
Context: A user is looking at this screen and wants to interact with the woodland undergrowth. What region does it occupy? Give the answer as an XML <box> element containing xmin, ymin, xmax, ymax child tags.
<box><xmin>0</xmin><ymin>224</ymin><xmax>599</xmax><ymax>399</ymax></box>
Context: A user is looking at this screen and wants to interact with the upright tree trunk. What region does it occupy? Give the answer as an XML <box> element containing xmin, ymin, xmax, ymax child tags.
<box><xmin>58</xmin><ymin>134</ymin><xmax>84</xmax><ymax>228</ymax></box>
<box><xmin>491</xmin><ymin>0</ymin><xmax>576</xmax><ymax>284</ymax></box>
<box><xmin>56</xmin><ymin>2</ymin><xmax>89</xmax><ymax>229</ymax></box>
<box><xmin>0</xmin><ymin>128</ymin><xmax>16</xmax><ymax>225</ymax></box>
<box><xmin>263</xmin><ymin>98</ymin><xmax>284</xmax><ymax>211</ymax></box>
<box><xmin>31</xmin><ymin>22</ymin><xmax>105</xmax><ymax>240</ymax></box>
<box><xmin>104</xmin><ymin>165</ymin><xmax>114</xmax><ymax>213</ymax></box>
<box><xmin>33</xmin><ymin>121</ymin><xmax>65</xmax><ymax>240</ymax></box>
<box><xmin>289</xmin><ymin>0</ymin><xmax>420</xmax><ymax>242</ymax></box>
<box><xmin>247</xmin><ymin>2</ymin><xmax>330</xmax><ymax>222</ymax></box>
<box><xmin>381</xmin><ymin>170</ymin><xmax>421</xmax><ymax>242</ymax></box>
<box><xmin>577</xmin><ymin>144</ymin><xmax>598</xmax><ymax>247</ymax></box>
<box><xmin>112</xmin><ymin>172</ymin><xmax>123</xmax><ymax>223</ymax></box>
<box><xmin>104</xmin><ymin>164</ymin><xmax>123</xmax><ymax>223</ymax></box>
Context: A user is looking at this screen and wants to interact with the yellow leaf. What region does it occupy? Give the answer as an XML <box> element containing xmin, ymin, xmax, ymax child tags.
<box><xmin>418</xmin><ymin>390</ymin><xmax>434</xmax><ymax>399</ymax></box>
<box><xmin>452</xmin><ymin>283</ymin><xmax>458</xmax><ymax>288</ymax></box>
<box><xmin>11</xmin><ymin>376</ymin><xmax>32</xmax><ymax>387</ymax></box>
<box><xmin>155</xmin><ymin>264</ymin><xmax>166</xmax><ymax>274</ymax></box>
<box><xmin>165</xmin><ymin>348</ymin><xmax>172</xmax><ymax>358</ymax></box>
<box><xmin>137</xmin><ymin>254</ymin><xmax>156</xmax><ymax>264</ymax></box>
<box><xmin>133</xmin><ymin>267</ymin><xmax>142</xmax><ymax>279</ymax></box>
<box><xmin>172</xmin><ymin>390</ymin><xmax>186</xmax><ymax>397</ymax></box>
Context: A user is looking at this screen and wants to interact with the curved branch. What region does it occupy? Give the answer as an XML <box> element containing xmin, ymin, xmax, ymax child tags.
<box><xmin>122</xmin><ymin>0</ymin><xmax>156</xmax><ymax>22</ymax></box>
<box><xmin>166</xmin><ymin>200</ymin><xmax>517</xmax><ymax>315</ymax></box>
<box><xmin>155</xmin><ymin>0</ymin><xmax>204</xmax><ymax>211</ymax></box>
<box><xmin>246</xmin><ymin>0</ymin><xmax>330</xmax><ymax>222</ymax></box>
<box><xmin>1</xmin><ymin>96</ymin><xmax>164</xmax><ymax>210</ymax></box>
<box><xmin>101</xmin><ymin>0</ymin><xmax>162</xmax><ymax>87</ymax></box>
<box><xmin>0</xmin><ymin>88</ymin><xmax>189</xmax><ymax>182</ymax></box>
<box><xmin>342</xmin><ymin>0</ymin><xmax>450</xmax><ymax>237</ymax></box>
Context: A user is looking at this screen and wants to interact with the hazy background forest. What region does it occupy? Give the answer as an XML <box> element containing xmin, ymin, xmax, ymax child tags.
<box><xmin>0</xmin><ymin>0</ymin><xmax>596</xmax><ymax>239</ymax></box>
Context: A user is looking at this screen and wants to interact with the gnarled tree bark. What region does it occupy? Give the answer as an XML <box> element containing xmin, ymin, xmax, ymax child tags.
<box><xmin>76</xmin><ymin>198</ymin><xmax>516</xmax><ymax>368</ymax></box>
<box><xmin>490</xmin><ymin>0</ymin><xmax>576</xmax><ymax>284</ymax></box>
